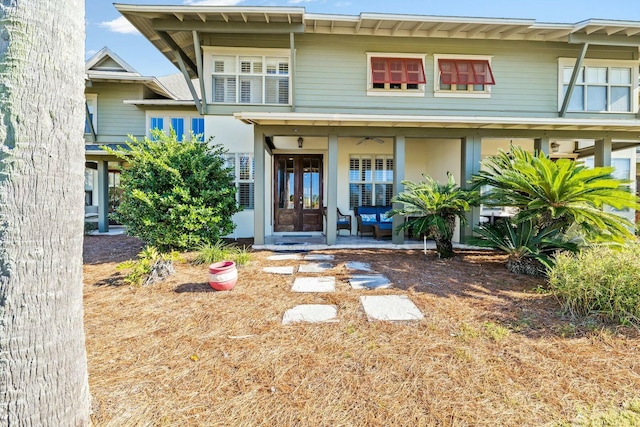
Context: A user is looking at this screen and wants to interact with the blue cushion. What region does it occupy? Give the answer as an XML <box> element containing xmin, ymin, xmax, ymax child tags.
<box><xmin>377</xmin><ymin>222</ymin><xmax>393</xmax><ymax>230</ymax></box>
<box><xmin>360</xmin><ymin>213</ymin><xmax>377</xmax><ymax>223</ymax></box>
<box><xmin>358</xmin><ymin>206</ymin><xmax>378</xmax><ymax>216</ymax></box>
<box><xmin>337</xmin><ymin>220</ymin><xmax>350</xmax><ymax>225</ymax></box>
<box><xmin>380</xmin><ymin>214</ymin><xmax>393</xmax><ymax>222</ymax></box>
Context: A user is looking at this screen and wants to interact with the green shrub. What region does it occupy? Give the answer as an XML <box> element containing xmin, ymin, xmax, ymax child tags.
<box><xmin>117</xmin><ymin>246</ymin><xmax>182</xmax><ymax>286</ymax></box>
<box><xmin>193</xmin><ymin>241</ymin><xmax>252</xmax><ymax>266</ymax></box>
<box><xmin>556</xmin><ymin>399</ymin><xmax>640</xmax><ymax>426</ymax></box>
<box><xmin>105</xmin><ymin>130</ymin><xmax>241</xmax><ymax>251</ymax></box>
<box><xmin>470</xmin><ymin>219</ymin><xmax>579</xmax><ymax>276</ymax></box>
<box><xmin>547</xmin><ymin>243</ymin><xmax>640</xmax><ymax>326</ymax></box>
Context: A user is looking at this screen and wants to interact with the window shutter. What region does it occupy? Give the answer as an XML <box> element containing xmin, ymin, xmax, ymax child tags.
<box><xmin>371</xmin><ymin>57</ymin><xmax>426</xmax><ymax>84</ymax></box>
<box><xmin>439</xmin><ymin>59</ymin><xmax>495</xmax><ymax>85</ymax></box>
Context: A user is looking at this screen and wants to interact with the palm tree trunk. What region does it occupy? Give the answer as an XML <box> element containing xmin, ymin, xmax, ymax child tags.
<box><xmin>0</xmin><ymin>1</ymin><xmax>91</xmax><ymax>424</ymax></box>
<box><xmin>434</xmin><ymin>236</ymin><xmax>455</xmax><ymax>258</ymax></box>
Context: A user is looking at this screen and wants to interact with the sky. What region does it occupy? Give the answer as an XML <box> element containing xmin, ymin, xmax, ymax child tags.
<box><xmin>86</xmin><ymin>0</ymin><xmax>640</xmax><ymax>77</ymax></box>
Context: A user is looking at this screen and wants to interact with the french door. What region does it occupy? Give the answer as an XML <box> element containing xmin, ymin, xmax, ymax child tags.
<box><xmin>274</xmin><ymin>154</ymin><xmax>323</xmax><ymax>232</ymax></box>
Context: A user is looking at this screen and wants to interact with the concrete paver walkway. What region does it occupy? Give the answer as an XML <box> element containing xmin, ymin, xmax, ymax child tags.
<box><xmin>282</xmin><ymin>305</ymin><xmax>339</xmax><ymax>324</ymax></box>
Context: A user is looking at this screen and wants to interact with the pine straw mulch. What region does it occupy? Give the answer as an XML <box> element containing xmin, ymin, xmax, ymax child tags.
<box><xmin>83</xmin><ymin>235</ymin><xmax>640</xmax><ymax>427</ymax></box>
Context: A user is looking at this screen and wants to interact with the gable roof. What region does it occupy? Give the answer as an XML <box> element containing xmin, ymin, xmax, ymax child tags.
<box><xmin>85</xmin><ymin>47</ymin><xmax>199</xmax><ymax>104</ymax></box>
<box><xmin>115</xmin><ymin>4</ymin><xmax>640</xmax><ymax>78</ymax></box>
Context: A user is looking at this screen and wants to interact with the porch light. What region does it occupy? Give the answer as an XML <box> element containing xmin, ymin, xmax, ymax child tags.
<box><xmin>297</xmin><ymin>137</ymin><xmax>303</xmax><ymax>148</ymax></box>
<box><xmin>551</xmin><ymin>142</ymin><xmax>560</xmax><ymax>153</ymax></box>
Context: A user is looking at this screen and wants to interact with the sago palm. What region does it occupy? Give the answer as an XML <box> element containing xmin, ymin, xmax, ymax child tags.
<box><xmin>389</xmin><ymin>173</ymin><xmax>477</xmax><ymax>259</ymax></box>
<box><xmin>471</xmin><ymin>145</ymin><xmax>639</xmax><ymax>243</ymax></box>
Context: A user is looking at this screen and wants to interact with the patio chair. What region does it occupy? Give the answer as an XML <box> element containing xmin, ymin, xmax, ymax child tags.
<box><xmin>323</xmin><ymin>207</ymin><xmax>353</xmax><ymax>236</ymax></box>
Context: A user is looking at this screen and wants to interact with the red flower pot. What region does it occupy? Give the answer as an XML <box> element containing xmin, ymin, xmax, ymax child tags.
<box><xmin>208</xmin><ymin>260</ymin><xmax>238</xmax><ymax>291</ymax></box>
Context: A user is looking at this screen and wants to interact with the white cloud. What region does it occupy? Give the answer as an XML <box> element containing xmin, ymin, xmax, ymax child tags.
<box><xmin>99</xmin><ymin>16</ymin><xmax>139</xmax><ymax>35</ymax></box>
<box><xmin>183</xmin><ymin>0</ymin><xmax>243</xmax><ymax>5</ymax></box>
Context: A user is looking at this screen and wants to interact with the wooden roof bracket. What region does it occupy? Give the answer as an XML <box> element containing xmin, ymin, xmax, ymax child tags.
<box><xmin>559</xmin><ymin>42</ymin><xmax>589</xmax><ymax>118</ymax></box>
<box><xmin>157</xmin><ymin>31</ymin><xmax>203</xmax><ymax>115</ymax></box>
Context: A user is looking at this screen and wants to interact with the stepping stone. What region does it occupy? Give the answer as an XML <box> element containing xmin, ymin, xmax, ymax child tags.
<box><xmin>292</xmin><ymin>277</ymin><xmax>335</xmax><ymax>293</ymax></box>
<box><xmin>360</xmin><ymin>295</ymin><xmax>424</xmax><ymax>321</ymax></box>
<box><xmin>282</xmin><ymin>304</ymin><xmax>339</xmax><ymax>325</ymax></box>
<box><xmin>263</xmin><ymin>266</ymin><xmax>295</xmax><ymax>275</ymax></box>
<box><xmin>345</xmin><ymin>261</ymin><xmax>373</xmax><ymax>272</ymax></box>
<box><xmin>349</xmin><ymin>274</ymin><xmax>391</xmax><ymax>290</ymax></box>
<box><xmin>304</xmin><ymin>254</ymin><xmax>334</xmax><ymax>261</ymax></box>
<box><xmin>298</xmin><ymin>262</ymin><xmax>333</xmax><ymax>273</ymax></box>
<box><xmin>267</xmin><ymin>254</ymin><xmax>301</xmax><ymax>261</ymax></box>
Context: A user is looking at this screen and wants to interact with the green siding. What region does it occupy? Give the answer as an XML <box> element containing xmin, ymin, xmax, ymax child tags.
<box><xmin>202</xmin><ymin>33</ymin><xmax>638</xmax><ymax>119</ymax></box>
<box><xmin>86</xmin><ymin>83</ymin><xmax>146</xmax><ymax>144</ymax></box>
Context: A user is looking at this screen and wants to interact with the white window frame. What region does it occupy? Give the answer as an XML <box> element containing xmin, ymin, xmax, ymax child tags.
<box><xmin>204</xmin><ymin>46</ymin><xmax>291</xmax><ymax>106</ymax></box>
<box><xmin>366</xmin><ymin>52</ymin><xmax>427</xmax><ymax>97</ymax></box>
<box><xmin>349</xmin><ymin>155</ymin><xmax>394</xmax><ymax>209</ymax></box>
<box><xmin>224</xmin><ymin>153</ymin><xmax>255</xmax><ymax>210</ymax></box>
<box><xmin>433</xmin><ymin>54</ymin><xmax>493</xmax><ymax>99</ymax></box>
<box><xmin>85</xmin><ymin>93</ymin><xmax>98</xmax><ymax>134</ymax></box>
<box><xmin>557</xmin><ymin>58</ymin><xmax>639</xmax><ymax>113</ymax></box>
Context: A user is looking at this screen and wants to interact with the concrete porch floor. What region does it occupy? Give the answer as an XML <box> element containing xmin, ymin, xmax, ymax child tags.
<box><xmin>254</xmin><ymin>233</ymin><xmax>480</xmax><ymax>251</ymax></box>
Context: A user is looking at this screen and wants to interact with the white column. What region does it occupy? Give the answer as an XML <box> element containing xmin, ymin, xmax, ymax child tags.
<box><xmin>392</xmin><ymin>135</ymin><xmax>406</xmax><ymax>245</ymax></box>
<box><xmin>97</xmin><ymin>160</ymin><xmax>109</xmax><ymax>233</ymax></box>
<box><xmin>253</xmin><ymin>128</ymin><xmax>265</xmax><ymax>245</ymax></box>
<box><xmin>326</xmin><ymin>134</ymin><xmax>338</xmax><ymax>245</ymax></box>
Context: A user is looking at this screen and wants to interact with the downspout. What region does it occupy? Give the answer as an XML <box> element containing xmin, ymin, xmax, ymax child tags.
<box><xmin>290</xmin><ymin>32</ymin><xmax>296</xmax><ymax>112</ymax></box>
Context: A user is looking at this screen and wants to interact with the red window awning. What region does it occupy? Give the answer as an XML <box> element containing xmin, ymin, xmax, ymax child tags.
<box><xmin>371</xmin><ymin>57</ymin><xmax>426</xmax><ymax>85</ymax></box>
<box><xmin>438</xmin><ymin>59</ymin><xmax>495</xmax><ymax>85</ymax></box>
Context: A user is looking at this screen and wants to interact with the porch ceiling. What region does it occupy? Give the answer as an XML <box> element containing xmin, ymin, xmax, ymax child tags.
<box><xmin>234</xmin><ymin>112</ymin><xmax>640</xmax><ymax>133</ymax></box>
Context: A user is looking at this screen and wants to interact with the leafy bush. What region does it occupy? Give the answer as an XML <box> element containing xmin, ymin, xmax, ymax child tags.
<box><xmin>389</xmin><ymin>173</ymin><xmax>478</xmax><ymax>259</ymax></box>
<box><xmin>471</xmin><ymin>145</ymin><xmax>638</xmax><ymax>244</ymax></box>
<box><xmin>547</xmin><ymin>243</ymin><xmax>640</xmax><ymax>326</ymax></box>
<box><xmin>117</xmin><ymin>246</ymin><xmax>182</xmax><ymax>287</ymax></box>
<box><xmin>106</xmin><ymin>130</ymin><xmax>241</xmax><ymax>251</ymax></box>
<box><xmin>470</xmin><ymin>219</ymin><xmax>578</xmax><ymax>276</ymax></box>
<box><xmin>193</xmin><ymin>241</ymin><xmax>251</xmax><ymax>266</ymax></box>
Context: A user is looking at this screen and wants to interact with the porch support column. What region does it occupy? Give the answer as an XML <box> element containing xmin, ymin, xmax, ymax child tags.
<box><xmin>392</xmin><ymin>135</ymin><xmax>406</xmax><ymax>245</ymax></box>
<box><xmin>97</xmin><ymin>160</ymin><xmax>109</xmax><ymax>233</ymax></box>
<box><xmin>253</xmin><ymin>127</ymin><xmax>266</xmax><ymax>245</ymax></box>
<box><xmin>534</xmin><ymin>137</ymin><xmax>550</xmax><ymax>156</ymax></box>
<box><xmin>594</xmin><ymin>137</ymin><xmax>612</xmax><ymax>167</ymax></box>
<box><xmin>460</xmin><ymin>134</ymin><xmax>482</xmax><ymax>242</ymax></box>
<box><xmin>326</xmin><ymin>134</ymin><xmax>338</xmax><ymax>245</ymax></box>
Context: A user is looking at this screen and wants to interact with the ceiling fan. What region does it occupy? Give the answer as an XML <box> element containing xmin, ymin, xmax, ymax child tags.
<box><xmin>356</xmin><ymin>136</ymin><xmax>385</xmax><ymax>145</ymax></box>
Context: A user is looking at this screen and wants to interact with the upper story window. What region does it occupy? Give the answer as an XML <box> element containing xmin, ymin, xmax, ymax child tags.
<box><xmin>207</xmin><ymin>47</ymin><xmax>290</xmax><ymax>105</ymax></box>
<box><xmin>559</xmin><ymin>58</ymin><xmax>639</xmax><ymax>113</ymax></box>
<box><xmin>434</xmin><ymin>54</ymin><xmax>495</xmax><ymax>98</ymax></box>
<box><xmin>85</xmin><ymin>94</ymin><xmax>97</xmax><ymax>135</ymax></box>
<box><xmin>366</xmin><ymin>53</ymin><xmax>426</xmax><ymax>97</ymax></box>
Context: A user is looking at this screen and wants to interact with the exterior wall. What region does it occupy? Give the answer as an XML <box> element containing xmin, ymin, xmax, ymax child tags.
<box><xmin>202</xmin><ymin>33</ymin><xmax>638</xmax><ymax>119</ymax></box>
<box><xmin>85</xmin><ymin>82</ymin><xmax>147</xmax><ymax>144</ymax></box>
<box><xmin>206</xmin><ymin>115</ymin><xmax>256</xmax><ymax>238</ymax></box>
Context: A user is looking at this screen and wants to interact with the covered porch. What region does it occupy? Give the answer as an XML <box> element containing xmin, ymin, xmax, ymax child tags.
<box><xmin>238</xmin><ymin>112</ymin><xmax>640</xmax><ymax>246</ymax></box>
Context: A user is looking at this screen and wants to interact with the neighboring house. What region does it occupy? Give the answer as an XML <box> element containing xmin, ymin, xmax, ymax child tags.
<box><xmin>115</xmin><ymin>6</ymin><xmax>640</xmax><ymax>244</ymax></box>
<box><xmin>84</xmin><ymin>47</ymin><xmax>202</xmax><ymax>232</ymax></box>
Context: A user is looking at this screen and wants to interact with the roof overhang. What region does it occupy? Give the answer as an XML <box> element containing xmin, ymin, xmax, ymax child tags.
<box><xmin>123</xmin><ymin>99</ymin><xmax>197</xmax><ymax>106</ymax></box>
<box><xmin>234</xmin><ymin>112</ymin><xmax>640</xmax><ymax>133</ymax></box>
<box><xmin>114</xmin><ymin>4</ymin><xmax>640</xmax><ymax>78</ymax></box>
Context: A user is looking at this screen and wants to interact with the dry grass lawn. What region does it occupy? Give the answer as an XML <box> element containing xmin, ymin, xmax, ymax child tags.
<box><xmin>83</xmin><ymin>235</ymin><xmax>640</xmax><ymax>427</ymax></box>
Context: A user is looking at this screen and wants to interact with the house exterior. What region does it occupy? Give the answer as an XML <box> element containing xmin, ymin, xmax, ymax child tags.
<box><xmin>115</xmin><ymin>5</ymin><xmax>640</xmax><ymax>244</ymax></box>
<box><xmin>84</xmin><ymin>47</ymin><xmax>202</xmax><ymax>232</ymax></box>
